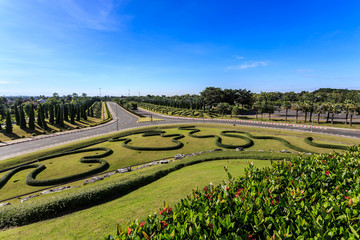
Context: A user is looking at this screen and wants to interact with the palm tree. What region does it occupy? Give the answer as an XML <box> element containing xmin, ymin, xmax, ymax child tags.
<box><xmin>343</xmin><ymin>100</ymin><xmax>355</xmax><ymax>125</ymax></box>
<box><xmin>349</xmin><ymin>103</ymin><xmax>357</xmax><ymax>127</ymax></box>
<box><xmin>282</xmin><ymin>101</ymin><xmax>292</xmax><ymax>122</ymax></box>
<box><xmin>314</xmin><ymin>103</ymin><xmax>325</xmax><ymax>124</ymax></box>
<box><xmin>330</xmin><ymin>103</ymin><xmax>341</xmax><ymax>125</ymax></box>
<box><xmin>291</xmin><ymin>103</ymin><xmax>301</xmax><ymax>123</ymax></box>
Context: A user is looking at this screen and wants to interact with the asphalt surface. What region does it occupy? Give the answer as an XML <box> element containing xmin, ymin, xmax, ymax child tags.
<box><xmin>1</xmin><ymin>102</ymin><xmax>360</xmax><ymax>161</ymax></box>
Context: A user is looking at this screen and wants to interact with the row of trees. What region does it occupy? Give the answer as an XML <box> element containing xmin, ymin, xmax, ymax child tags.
<box><xmin>124</xmin><ymin>88</ymin><xmax>360</xmax><ymax>126</ymax></box>
<box><xmin>1</xmin><ymin>93</ymin><xmax>99</xmax><ymax>134</ymax></box>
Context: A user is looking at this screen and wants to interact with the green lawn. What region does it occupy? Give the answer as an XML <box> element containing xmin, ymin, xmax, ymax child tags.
<box><xmin>0</xmin><ymin>159</ymin><xmax>271</xmax><ymax>240</ymax></box>
<box><xmin>1</xmin><ymin>124</ymin><xmax>358</xmax><ymax>201</ymax></box>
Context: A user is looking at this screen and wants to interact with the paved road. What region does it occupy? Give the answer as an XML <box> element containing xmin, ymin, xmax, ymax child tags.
<box><xmin>136</xmin><ymin>107</ymin><xmax>360</xmax><ymax>139</ymax></box>
<box><xmin>1</xmin><ymin>102</ymin><xmax>360</xmax><ymax>161</ymax></box>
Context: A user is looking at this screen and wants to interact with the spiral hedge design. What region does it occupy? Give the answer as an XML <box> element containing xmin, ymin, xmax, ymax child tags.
<box><xmin>304</xmin><ymin>137</ymin><xmax>348</xmax><ymax>150</ymax></box>
<box><xmin>0</xmin><ymin>147</ymin><xmax>112</xmax><ymax>189</ymax></box>
<box><xmin>179</xmin><ymin>126</ymin><xmax>254</xmax><ymax>149</ymax></box>
<box><xmin>0</xmin><ymin>126</ymin><xmax>350</xmax><ymax>191</ymax></box>
<box><xmin>108</xmin><ymin>130</ymin><xmax>185</xmax><ymax>151</ymax></box>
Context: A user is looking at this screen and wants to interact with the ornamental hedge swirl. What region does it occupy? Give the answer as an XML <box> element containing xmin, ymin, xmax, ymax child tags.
<box><xmin>179</xmin><ymin>126</ymin><xmax>254</xmax><ymax>149</ymax></box>
<box><xmin>0</xmin><ymin>151</ymin><xmax>294</xmax><ymax>229</ymax></box>
<box><xmin>304</xmin><ymin>137</ymin><xmax>348</xmax><ymax>150</ymax></box>
<box><xmin>0</xmin><ymin>147</ymin><xmax>112</xmax><ymax>189</ymax></box>
<box><xmin>179</xmin><ymin>126</ymin><xmax>313</xmax><ymax>152</ymax></box>
<box><xmin>222</xmin><ymin>130</ymin><xmax>313</xmax><ymax>153</ymax></box>
<box><xmin>107</xmin><ymin>145</ymin><xmax>360</xmax><ymax>239</ymax></box>
<box><xmin>108</xmin><ymin>130</ymin><xmax>185</xmax><ymax>151</ymax></box>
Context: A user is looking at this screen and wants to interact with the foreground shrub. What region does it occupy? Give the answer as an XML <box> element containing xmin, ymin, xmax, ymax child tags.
<box><xmin>0</xmin><ymin>151</ymin><xmax>290</xmax><ymax>228</ymax></box>
<box><xmin>107</xmin><ymin>146</ymin><xmax>360</xmax><ymax>239</ymax></box>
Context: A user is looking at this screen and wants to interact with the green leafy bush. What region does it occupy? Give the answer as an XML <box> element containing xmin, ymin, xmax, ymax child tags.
<box><xmin>107</xmin><ymin>146</ymin><xmax>360</xmax><ymax>239</ymax></box>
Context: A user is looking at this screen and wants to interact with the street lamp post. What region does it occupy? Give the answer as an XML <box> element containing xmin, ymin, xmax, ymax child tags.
<box><xmin>116</xmin><ymin>105</ymin><xmax>119</xmax><ymax>131</ymax></box>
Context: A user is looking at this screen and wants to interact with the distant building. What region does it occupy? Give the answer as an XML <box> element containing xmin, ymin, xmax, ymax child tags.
<box><xmin>37</xmin><ymin>99</ymin><xmax>46</xmax><ymax>104</ymax></box>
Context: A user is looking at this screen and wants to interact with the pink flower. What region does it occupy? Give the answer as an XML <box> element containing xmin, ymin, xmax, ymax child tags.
<box><xmin>326</xmin><ymin>171</ymin><xmax>330</xmax><ymax>175</ymax></box>
<box><xmin>248</xmin><ymin>235</ymin><xmax>257</xmax><ymax>240</ymax></box>
<box><xmin>208</xmin><ymin>223</ymin><xmax>213</xmax><ymax>229</ymax></box>
<box><xmin>139</xmin><ymin>222</ymin><xmax>145</xmax><ymax>227</ymax></box>
<box><xmin>345</xmin><ymin>196</ymin><xmax>350</xmax><ymax>199</ymax></box>
<box><xmin>127</xmin><ymin>227</ymin><xmax>132</xmax><ymax>235</ymax></box>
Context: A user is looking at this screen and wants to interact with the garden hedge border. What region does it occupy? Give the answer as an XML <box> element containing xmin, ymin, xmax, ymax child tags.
<box><xmin>108</xmin><ymin>130</ymin><xmax>185</xmax><ymax>151</ymax></box>
<box><xmin>0</xmin><ymin>164</ymin><xmax>43</xmax><ymax>189</ymax></box>
<box><xmin>179</xmin><ymin>126</ymin><xmax>254</xmax><ymax>149</ymax></box>
<box><xmin>222</xmin><ymin>130</ymin><xmax>313</xmax><ymax>153</ymax></box>
<box><xmin>0</xmin><ymin>151</ymin><xmax>297</xmax><ymax>228</ymax></box>
<box><xmin>0</xmin><ymin>148</ymin><xmax>112</xmax><ymax>189</ymax></box>
<box><xmin>179</xmin><ymin>126</ymin><xmax>312</xmax><ymax>152</ymax></box>
<box><xmin>304</xmin><ymin>137</ymin><xmax>348</xmax><ymax>150</ymax></box>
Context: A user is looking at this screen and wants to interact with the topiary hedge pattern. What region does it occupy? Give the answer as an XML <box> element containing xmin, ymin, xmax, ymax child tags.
<box><xmin>179</xmin><ymin>126</ymin><xmax>254</xmax><ymax>149</ymax></box>
<box><xmin>0</xmin><ymin>151</ymin><xmax>295</xmax><ymax>229</ymax></box>
<box><xmin>108</xmin><ymin>130</ymin><xmax>185</xmax><ymax>151</ymax></box>
<box><xmin>304</xmin><ymin>137</ymin><xmax>348</xmax><ymax>150</ymax></box>
<box><xmin>0</xmin><ymin>147</ymin><xmax>112</xmax><ymax>189</ymax></box>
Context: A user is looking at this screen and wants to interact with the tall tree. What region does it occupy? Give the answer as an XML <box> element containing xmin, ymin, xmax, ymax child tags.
<box><xmin>5</xmin><ymin>109</ymin><xmax>12</xmax><ymax>133</ymax></box>
<box><xmin>19</xmin><ymin>104</ymin><xmax>27</xmax><ymax>129</ymax></box>
<box><xmin>14</xmin><ymin>104</ymin><xmax>20</xmax><ymax>125</ymax></box>
<box><xmin>236</xmin><ymin>89</ymin><xmax>252</xmax><ymax>109</ymax></box>
<box><xmin>28</xmin><ymin>104</ymin><xmax>35</xmax><ymax>130</ymax></box>
<box><xmin>64</xmin><ymin>104</ymin><xmax>69</xmax><ymax>121</ymax></box>
<box><xmin>282</xmin><ymin>101</ymin><xmax>292</xmax><ymax>122</ymax></box>
<box><xmin>37</xmin><ymin>105</ymin><xmax>42</xmax><ymax>126</ymax></box>
<box><xmin>70</xmin><ymin>103</ymin><xmax>75</xmax><ymax>124</ymax></box>
<box><xmin>291</xmin><ymin>103</ymin><xmax>301</xmax><ymax>123</ymax></box>
<box><xmin>59</xmin><ymin>104</ymin><xmax>64</xmax><ymax>127</ymax></box>
<box><xmin>49</xmin><ymin>104</ymin><xmax>54</xmax><ymax>124</ymax></box>
<box><xmin>216</xmin><ymin>102</ymin><xmax>231</xmax><ymax>116</ymax></box>
<box><xmin>330</xmin><ymin>103</ymin><xmax>341</xmax><ymax>125</ymax></box>
<box><xmin>200</xmin><ymin>87</ymin><xmax>224</xmax><ymax>109</ymax></box>
<box><xmin>231</xmin><ymin>106</ymin><xmax>240</xmax><ymax>117</ymax></box>
<box><xmin>76</xmin><ymin>105</ymin><xmax>81</xmax><ymax>121</ymax></box>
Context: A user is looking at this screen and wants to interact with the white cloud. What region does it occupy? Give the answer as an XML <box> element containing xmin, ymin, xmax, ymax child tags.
<box><xmin>0</xmin><ymin>81</ymin><xmax>21</xmax><ymax>84</ymax></box>
<box><xmin>295</xmin><ymin>69</ymin><xmax>313</xmax><ymax>73</ymax></box>
<box><xmin>58</xmin><ymin>0</ymin><xmax>123</xmax><ymax>31</ymax></box>
<box><xmin>234</xmin><ymin>55</ymin><xmax>245</xmax><ymax>59</ymax></box>
<box><xmin>226</xmin><ymin>61</ymin><xmax>269</xmax><ymax>71</ymax></box>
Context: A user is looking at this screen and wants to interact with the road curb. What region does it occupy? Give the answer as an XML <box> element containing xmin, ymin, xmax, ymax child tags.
<box><xmin>137</xmin><ymin>108</ymin><xmax>329</xmax><ymax>130</ymax></box>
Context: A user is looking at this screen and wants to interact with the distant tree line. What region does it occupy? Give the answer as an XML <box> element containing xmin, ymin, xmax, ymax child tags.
<box><xmin>124</xmin><ymin>87</ymin><xmax>360</xmax><ymax>126</ymax></box>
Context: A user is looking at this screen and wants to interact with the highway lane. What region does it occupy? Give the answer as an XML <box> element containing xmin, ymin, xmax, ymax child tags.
<box><xmin>1</xmin><ymin>102</ymin><xmax>360</xmax><ymax>161</ymax></box>
<box><xmin>136</xmin><ymin>107</ymin><xmax>360</xmax><ymax>139</ymax></box>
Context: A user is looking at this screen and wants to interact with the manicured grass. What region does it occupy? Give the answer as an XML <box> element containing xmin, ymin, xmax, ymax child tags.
<box><xmin>1</xmin><ymin>124</ymin><xmax>358</xmax><ymax>201</ymax></box>
<box><xmin>0</xmin><ymin>159</ymin><xmax>271</xmax><ymax>240</ymax></box>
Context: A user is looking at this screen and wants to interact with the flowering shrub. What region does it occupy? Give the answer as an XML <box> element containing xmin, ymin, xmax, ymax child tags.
<box><xmin>106</xmin><ymin>145</ymin><xmax>360</xmax><ymax>239</ymax></box>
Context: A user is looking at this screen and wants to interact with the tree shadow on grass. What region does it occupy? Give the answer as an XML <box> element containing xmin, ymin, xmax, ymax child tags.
<box><xmin>1</xmin><ymin>131</ymin><xmax>20</xmax><ymax>140</ymax></box>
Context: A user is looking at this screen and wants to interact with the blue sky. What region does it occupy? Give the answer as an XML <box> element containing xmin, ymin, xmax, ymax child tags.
<box><xmin>0</xmin><ymin>0</ymin><xmax>359</xmax><ymax>96</ymax></box>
